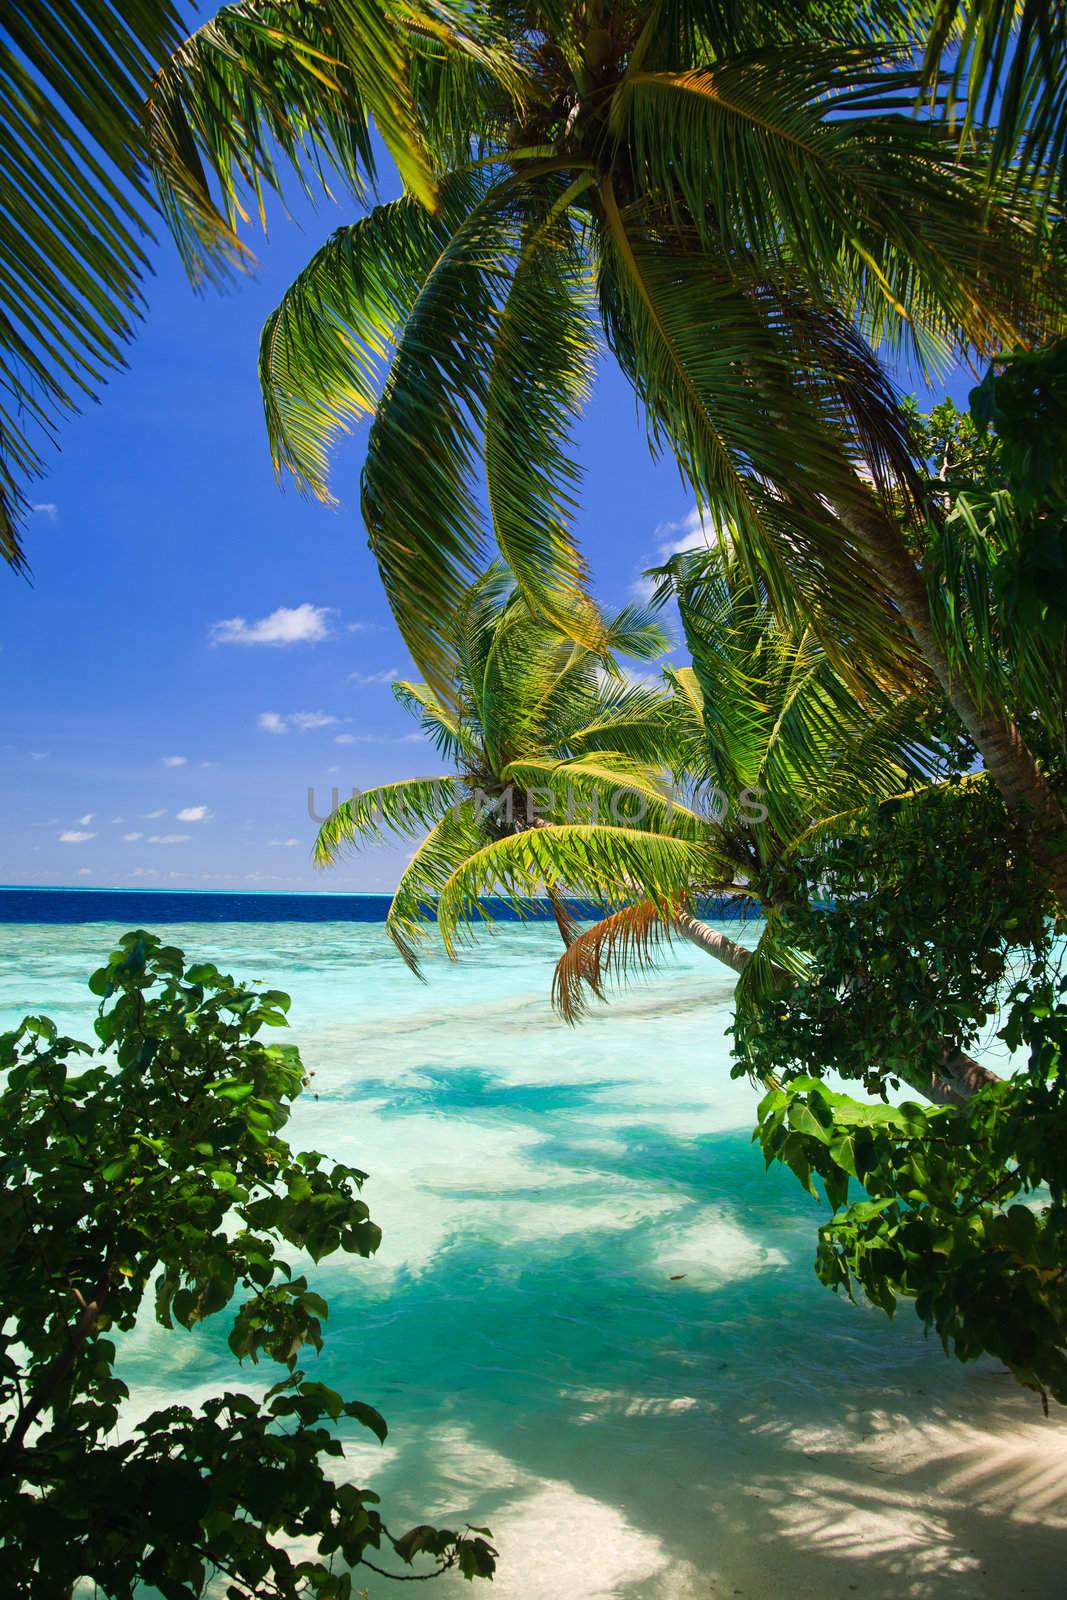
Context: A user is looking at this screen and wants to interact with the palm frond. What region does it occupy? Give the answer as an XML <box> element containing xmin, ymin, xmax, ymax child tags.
<box><xmin>925</xmin><ymin>485</ymin><xmax>1067</xmax><ymax>746</ymax></box>
<box><xmin>552</xmin><ymin>898</ymin><xmax>679</xmax><ymax>1023</ymax></box>
<box><xmin>612</xmin><ymin>51</ymin><xmax>1053</xmax><ymax>363</ymax></box>
<box><xmin>0</xmin><ymin>0</ymin><xmax>185</xmax><ymax>566</ymax></box>
<box><xmin>501</xmin><ymin>754</ymin><xmax>704</xmax><ymax>837</ymax></box>
<box><xmin>921</xmin><ymin>0</ymin><xmax>1067</xmax><ymax>206</ymax></box>
<box><xmin>391</xmin><ymin>679</ymin><xmax>479</xmax><ymax>763</ymax></box>
<box><xmin>313</xmin><ymin>774</ymin><xmax>460</xmax><ymax>863</ymax></box>
<box><xmin>567</xmin><ymin>678</ymin><xmax>678</xmax><ymax>765</ymax></box>
<box><xmin>435</xmin><ymin>821</ymin><xmax>719</xmax><ymax>954</ymax></box>
<box><xmin>599</xmin><ymin>601</ymin><xmax>672</xmax><ymax>662</ymax></box>
<box><xmin>594</xmin><ymin>184</ymin><xmax>919</xmax><ymax>682</ymax></box>
<box><xmin>359</xmin><ymin>180</ymin><xmax>536</xmax><ymax>692</ymax></box>
<box><xmin>674</xmin><ymin>549</ymin><xmax>927</xmax><ymax>848</ymax></box>
<box><xmin>260</xmin><ymin>176</ymin><xmax>482</xmax><ymax>501</ymax></box>
<box><xmin>146</xmin><ymin>0</ymin><xmax>510</xmax><ymax>283</ymax></box>
<box><xmin>386</xmin><ymin>798</ymin><xmax>485</xmax><ymax>973</ymax></box>
<box><xmin>484</xmin><ymin>190</ymin><xmax>601</xmax><ymax>644</ymax></box>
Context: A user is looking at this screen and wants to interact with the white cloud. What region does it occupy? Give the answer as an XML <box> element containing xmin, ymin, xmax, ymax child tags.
<box><xmin>210</xmin><ymin>603</ymin><xmax>335</xmax><ymax>647</ymax></box>
<box><xmin>59</xmin><ymin>830</ymin><xmax>94</xmax><ymax>843</ymax></box>
<box><xmin>123</xmin><ymin>832</ymin><xmax>145</xmax><ymax>842</ymax></box>
<box><xmin>268</xmin><ymin>838</ymin><xmax>301</xmax><ymax>848</ymax></box>
<box><xmin>259</xmin><ymin>710</ymin><xmax>340</xmax><ymax>734</ymax></box>
<box><xmin>291</xmin><ymin>711</ymin><xmax>339</xmax><ymax>731</ymax></box>
<box><xmin>111</xmin><ymin>816</ymin><xmax>125</xmax><ymax>824</ymax></box>
<box><xmin>144</xmin><ymin>808</ymin><xmax>167</xmax><ymax>819</ymax></box>
<box><xmin>656</xmin><ymin>506</ymin><xmax>717</xmax><ymax>560</ymax></box>
<box><xmin>29</xmin><ymin>751</ymin><xmax>49</xmax><ymax>761</ymax></box>
<box><xmin>131</xmin><ymin>867</ymin><xmax>158</xmax><ymax>878</ymax></box>
<box><xmin>596</xmin><ymin>665</ymin><xmax>663</xmax><ymax>692</ymax></box>
<box><xmin>78</xmin><ymin>867</ymin><xmax>91</xmax><ymax>876</ymax></box>
<box><xmin>348</xmin><ymin>668</ymin><xmax>400</xmax><ymax>686</ymax></box>
<box><xmin>162</xmin><ymin>755</ymin><xmax>187</xmax><ymax>768</ymax></box>
<box><xmin>77</xmin><ymin>813</ymin><xmax>94</xmax><ymax>826</ymax></box>
<box><xmin>633</xmin><ymin>506</ymin><xmax>720</xmax><ymax>603</ymax></box>
<box><xmin>147</xmin><ymin>833</ymin><xmax>190</xmax><ymax>845</ymax></box>
<box><xmin>31</xmin><ymin>502</ymin><xmax>58</xmax><ymax>519</ymax></box>
<box><xmin>334</xmin><ymin>733</ymin><xmax>355</xmax><ymax>745</ymax></box>
<box><xmin>176</xmin><ymin>805</ymin><xmax>210</xmax><ymax>822</ymax></box>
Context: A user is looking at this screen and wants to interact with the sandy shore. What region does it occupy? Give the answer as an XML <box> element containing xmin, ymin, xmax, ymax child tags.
<box><xmin>412</xmin><ymin>1369</ymin><xmax>1067</xmax><ymax>1599</ymax></box>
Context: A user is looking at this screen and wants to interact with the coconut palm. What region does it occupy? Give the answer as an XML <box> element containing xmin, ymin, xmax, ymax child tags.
<box><xmin>236</xmin><ymin>1</ymin><xmax>1067</xmax><ymax>897</ymax></box>
<box><xmin>427</xmin><ymin>551</ymin><xmax>993</xmax><ymax>1101</ymax></box>
<box><xmin>313</xmin><ymin>565</ymin><xmax>701</xmax><ymax>967</ymax></box>
<box><xmin>8</xmin><ymin>6</ymin><xmax>1066</xmax><ymax>890</ymax></box>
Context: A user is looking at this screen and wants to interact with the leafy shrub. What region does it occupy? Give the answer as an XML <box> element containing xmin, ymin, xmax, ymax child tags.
<box><xmin>0</xmin><ymin>931</ymin><xmax>496</xmax><ymax>1596</ymax></box>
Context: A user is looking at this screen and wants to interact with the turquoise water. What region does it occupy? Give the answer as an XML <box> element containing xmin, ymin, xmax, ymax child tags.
<box><xmin>2</xmin><ymin>920</ymin><xmax>1065</xmax><ymax>1598</ymax></box>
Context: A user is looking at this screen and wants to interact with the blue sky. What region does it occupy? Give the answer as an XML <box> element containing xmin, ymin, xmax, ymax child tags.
<box><xmin>0</xmin><ymin>166</ymin><xmax>976</xmax><ymax>893</ymax></box>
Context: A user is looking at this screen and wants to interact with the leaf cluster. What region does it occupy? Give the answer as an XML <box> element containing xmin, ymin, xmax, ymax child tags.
<box><xmin>733</xmin><ymin>776</ymin><xmax>1054</xmax><ymax>1096</ymax></box>
<box><xmin>0</xmin><ymin>931</ymin><xmax>495</xmax><ymax>1596</ymax></box>
<box><xmin>754</xmin><ymin>969</ymin><xmax>1067</xmax><ymax>1406</ymax></box>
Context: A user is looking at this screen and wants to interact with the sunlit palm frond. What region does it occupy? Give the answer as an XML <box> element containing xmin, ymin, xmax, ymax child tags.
<box><xmin>359</xmin><ymin>180</ymin><xmax>517</xmax><ymax>692</ymax></box>
<box><xmin>612</xmin><ymin>51</ymin><xmax>1051</xmax><ymax>361</ymax></box>
<box><xmin>567</xmin><ymin>678</ymin><xmax>677</xmax><ymax>766</ymax></box>
<box><xmin>260</xmin><ymin>177</ymin><xmax>482</xmax><ymax>502</ymax></box>
<box><xmin>313</xmin><ymin>774</ymin><xmax>461</xmax><ymax>864</ymax></box>
<box><xmin>145</xmin><ymin>0</ymin><xmax>493</xmax><ymax>280</ymax></box>
<box><xmin>435</xmin><ymin>823</ymin><xmax>713</xmax><ymax>954</ymax></box>
<box><xmin>501</xmin><ymin>754</ymin><xmax>704</xmax><ymax>837</ymax></box>
<box><xmin>594</xmin><ymin>188</ymin><xmax>918</xmax><ymax>681</ymax></box>
<box><xmin>669</xmin><ymin>546</ymin><xmax>930</xmax><ymax>851</ymax></box>
<box><xmin>599</xmin><ymin>602</ymin><xmax>673</xmax><ymax>663</ymax></box>
<box><xmin>475</xmin><ymin>604</ymin><xmax>581</xmax><ymax>766</ymax></box>
<box><xmin>386</xmin><ymin>798</ymin><xmax>485</xmax><ymax>973</ymax></box>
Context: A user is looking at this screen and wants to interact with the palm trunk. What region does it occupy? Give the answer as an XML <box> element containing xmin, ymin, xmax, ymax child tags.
<box><xmin>672</xmin><ymin>909</ymin><xmax>751</xmax><ymax>975</ymax></box>
<box><xmin>673</xmin><ymin>912</ymin><xmax>997</xmax><ymax>1107</ymax></box>
<box><xmin>844</xmin><ymin>505</ymin><xmax>1067</xmax><ymax>904</ymax></box>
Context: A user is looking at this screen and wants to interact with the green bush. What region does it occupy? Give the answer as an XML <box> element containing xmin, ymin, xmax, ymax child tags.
<box><xmin>0</xmin><ymin>931</ymin><xmax>496</xmax><ymax>1596</ymax></box>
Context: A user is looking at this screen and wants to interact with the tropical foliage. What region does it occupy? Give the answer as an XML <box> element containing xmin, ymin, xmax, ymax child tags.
<box><xmin>248</xmin><ymin>0</ymin><xmax>1064</xmax><ymax>684</ymax></box>
<box><xmin>314</xmin><ymin>566</ymin><xmax>699</xmax><ymax>966</ymax></box>
<box><xmin>754</xmin><ymin>982</ymin><xmax>1067</xmax><ymax>1409</ymax></box>
<box><xmin>459</xmin><ymin>551</ymin><xmax>936</xmax><ymax>1035</ymax></box>
<box><xmin>745</xmin><ymin>784</ymin><xmax>1067</xmax><ymax>1407</ymax></box>
<box><xmin>7</xmin><ymin>5</ymin><xmax>1067</xmax><ymax>890</ymax></box>
<box><xmin>235</xmin><ymin>0</ymin><xmax>1067</xmax><ymax>895</ymax></box>
<box><xmin>0</xmin><ymin>931</ymin><xmax>496</xmax><ymax>1593</ymax></box>
<box><xmin>919</xmin><ymin>339</ymin><xmax>1067</xmax><ymax>761</ymax></box>
<box><xmin>0</xmin><ymin>0</ymin><xmax>499</xmax><ymax>567</ymax></box>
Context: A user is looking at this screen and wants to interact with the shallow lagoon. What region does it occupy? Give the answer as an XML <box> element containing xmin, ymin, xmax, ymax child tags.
<box><xmin>2</xmin><ymin>919</ymin><xmax>1065</xmax><ymax>1599</ymax></box>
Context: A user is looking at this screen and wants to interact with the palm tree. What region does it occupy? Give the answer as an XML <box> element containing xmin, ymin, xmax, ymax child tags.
<box><xmin>7</xmin><ymin>6</ymin><xmax>1065</xmax><ymax>893</ymax></box>
<box><xmin>313</xmin><ymin>566</ymin><xmax>699</xmax><ymax>968</ymax></box>
<box><xmin>236</xmin><ymin>2</ymin><xmax>1067</xmax><ymax>898</ymax></box>
<box><xmin>426</xmin><ymin>552</ymin><xmax>993</xmax><ymax>1102</ymax></box>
